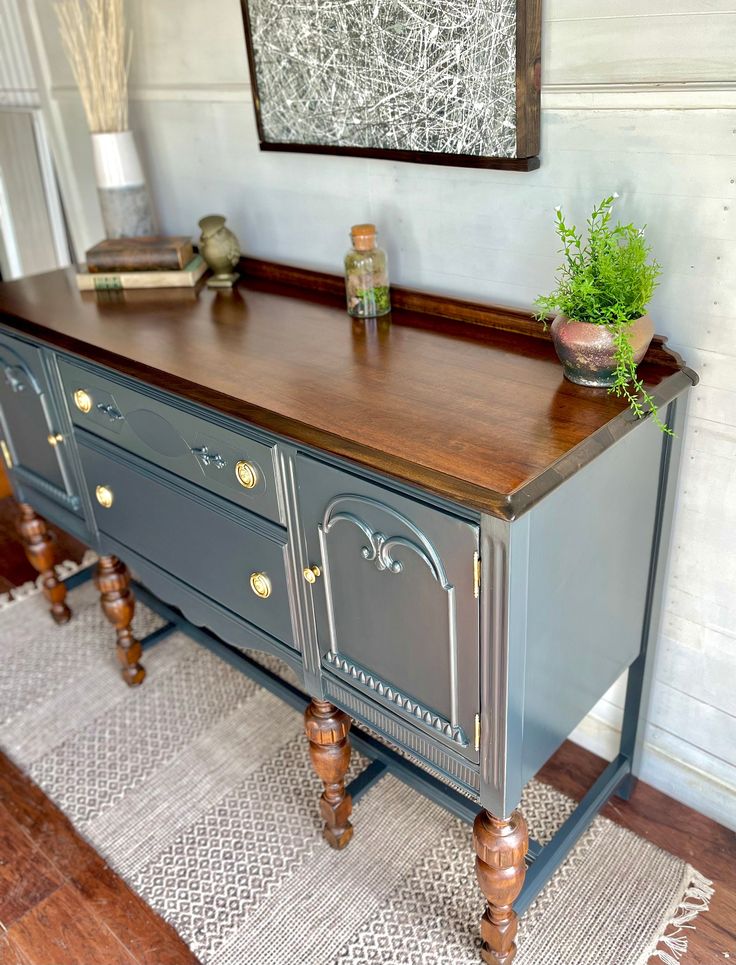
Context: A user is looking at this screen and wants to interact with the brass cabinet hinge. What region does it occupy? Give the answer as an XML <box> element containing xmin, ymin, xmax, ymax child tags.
<box><xmin>474</xmin><ymin>713</ymin><xmax>481</xmax><ymax>752</ymax></box>
<box><xmin>0</xmin><ymin>439</ymin><xmax>12</xmax><ymax>468</ymax></box>
<box><xmin>473</xmin><ymin>552</ymin><xmax>481</xmax><ymax>599</ymax></box>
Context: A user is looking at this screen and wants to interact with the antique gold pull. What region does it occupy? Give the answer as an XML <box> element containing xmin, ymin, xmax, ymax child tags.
<box><xmin>303</xmin><ymin>565</ymin><xmax>321</xmax><ymax>584</ymax></box>
<box><xmin>235</xmin><ymin>459</ymin><xmax>258</xmax><ymax>489</ymax></box>
<box><xmin>0</xmin><ymin>439</ymin><xmax>12</xmax><ymax>468</ymax></box>
<box><xmin>47</xmin><ymin>433</ymin><xmax>63</xmax><ymax>447</ymax></box>
<box><xmin>73</xmin><ymin>389</ymin><xmax>93</xmax><ymax>413</ymax></box>
<box><xmin>95</xmin><ymin>484</ymin><xmax>114</xmax><ymax>509</ymax></box>
<box><xmin>250</xmin><ymin>572</ymin><xmax>272</xmax><ymax>599</ymax></box>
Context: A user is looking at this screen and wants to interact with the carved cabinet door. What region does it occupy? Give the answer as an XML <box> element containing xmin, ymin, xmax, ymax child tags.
<box><xmin>0</xmin><ymin>334</ymin><xmax>78</xmax><ymax>510</ymax></box>
<box><xmin>297</xmin><ymin>455</ymin><xmax>480</xmax><ymax>763</ymax></box>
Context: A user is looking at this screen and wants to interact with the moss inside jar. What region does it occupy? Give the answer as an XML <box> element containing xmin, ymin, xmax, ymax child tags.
<box><xmin>344</xmin><ymin>224</ymin><xmax>391</xmax><ymax>318</ymax></box>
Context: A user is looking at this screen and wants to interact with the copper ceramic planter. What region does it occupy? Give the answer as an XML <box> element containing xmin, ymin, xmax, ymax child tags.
<box><xmin>550</xmin><ymin>314</ymin><xmax>655</xmax><ymax>388</ymax></box>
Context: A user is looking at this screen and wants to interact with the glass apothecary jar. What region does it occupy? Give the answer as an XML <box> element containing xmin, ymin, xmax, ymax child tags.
<box><xmin>344</xmin><ymin>224</ymin><xmax>391</xmax><ymax>318</ymax></box>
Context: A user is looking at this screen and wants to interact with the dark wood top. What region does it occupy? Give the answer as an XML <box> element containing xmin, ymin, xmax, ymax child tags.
<box><xmin>0</xmin><ymin>259</ymin><xmax>695</xmax><ymax>519</ymax></box>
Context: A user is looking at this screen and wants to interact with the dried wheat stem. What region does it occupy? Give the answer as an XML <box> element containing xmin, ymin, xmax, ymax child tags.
<box><xmin>55</xmin><ymin>0</ymin><xmax>131</xmax><ymax>133</ymax></box>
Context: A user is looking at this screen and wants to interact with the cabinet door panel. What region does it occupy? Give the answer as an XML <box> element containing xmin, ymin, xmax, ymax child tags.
<box><xmin>297</xmin><ymin>454</ymin><xmax>480</xmax><ymax>761</ymax></box>
<box><xmin>0</xmin><ymin>334</ymin><xmax>78</xmax><ymax>510</ymax></box>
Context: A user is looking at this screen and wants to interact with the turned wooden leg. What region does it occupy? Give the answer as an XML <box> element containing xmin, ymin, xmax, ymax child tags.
<box><xmin>95</xmin><ymin>555</ymin><xmax>145</xmax><ymax>687</ymax></box>
<box><xmin>16</xmin><ymin>503</ymin><xmax>71</xmax><ymax>624</ymax></box>
<box><xmin>304</xmin><ymin>698</ymin><xmax>353</xmax><ymax>849</ymax></box>
<box><xmin>473</xmin><ymin>809</ymin><xmax>529</xmax><ymax>965</ymax></box>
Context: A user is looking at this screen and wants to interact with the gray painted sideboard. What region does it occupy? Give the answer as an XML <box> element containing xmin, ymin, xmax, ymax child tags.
<box><xmin>0</xmin><ymin>262</ymin><xmax>695</xmax><ymax>964</ymax></box>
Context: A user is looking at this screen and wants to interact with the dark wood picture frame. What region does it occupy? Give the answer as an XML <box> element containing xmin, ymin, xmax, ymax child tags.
<box><xmin>239</xmin><ymin>0</ymin><xmax>541</xmax><ymax>172</ymax></box>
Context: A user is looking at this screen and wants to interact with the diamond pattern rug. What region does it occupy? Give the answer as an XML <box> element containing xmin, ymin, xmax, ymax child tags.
<box><xmin>0</xmin><ymin>566</ymin><xmax>713</xmax><ymax>965</ymax></box>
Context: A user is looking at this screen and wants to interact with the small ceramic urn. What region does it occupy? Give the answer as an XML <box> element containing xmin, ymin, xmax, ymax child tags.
<box><xmin>198</xmin><ymin>215</ymin><xmax>241</xmax><ymax>289</ymax></box>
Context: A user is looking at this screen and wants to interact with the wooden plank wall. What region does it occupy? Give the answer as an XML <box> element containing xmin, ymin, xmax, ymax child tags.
<box><xmin>14</xmin><ymin>0</ymin><xmax>736</xmax><ymax>828</ymax></box>
<box><xmin>0</xmin><ymin>0</ymin><xmax>37</xmax><ymax>108</ymax></box>
<box><xmin>0</xmin><ymin>0</ymin><xmax>68</xmax><ymax>278</ymax></box>
<box><xmin>0</xmin><ymin>111</ymin><xmax>60</xmax><ymax>276</ymax></box>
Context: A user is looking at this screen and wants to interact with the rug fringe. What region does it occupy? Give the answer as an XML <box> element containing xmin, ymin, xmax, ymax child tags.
<box><xmin>0</xmin><ymin>551</ymin><xmax>98</xmax><ymax>611</ymax></box>
<box><xmin>645</xmin><ymin>868</ymin><xmax>715</xmax><ymax>965</ymax></box>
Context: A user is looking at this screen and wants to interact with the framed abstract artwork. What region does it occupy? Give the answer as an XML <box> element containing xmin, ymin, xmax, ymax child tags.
<box><xmin>240</xmin><ymin>0</ymin><xmax>541</xmax><ymax>171</ymax></box>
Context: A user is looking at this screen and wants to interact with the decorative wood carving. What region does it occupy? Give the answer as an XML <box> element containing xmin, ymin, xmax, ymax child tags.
<box><xmin>304</xmin><ymin>697</ymin><xmax>353</xmax><ymax>849</ymax></box>
<box><xmin>324</xmin><ymin>651</ymin><xmax>469</xmax><ymax>747</ymax></box>
<box><xmin>321</xmin><ymin>495</ymin><xmax>451</xmax><ymax>582</ymax></box>
<box><xmin>16</xmin><ymin>503</ymin><xmax>71</xmax><ymax>624</ymax></box>
<box><xmin>10</xmin><ymin>467</ymin><xmax>80</xmax><ymax>513</ymax></box>
<box><xmin>473</xmin><ymin>808</ymin><xmax>529</xmax><ymax>965</ymax></box>
<box><xmin>96</xmin><ymin>401</ymin><xmax>124</xmax><ymax>422</ymax></box>
<box><xmin>95</xmin><ymin>555</ymin><xmax>145</xmax><ymax>687</ymax></box>
<box><xmin>326</xmin><ymin>678</ymin><xmax>480</xmax><ymax>794</ymax></box>
<box><xmin>0</xmin><ymin>350</ymin><xmax>41</xmax><ymax>394</ymax></box>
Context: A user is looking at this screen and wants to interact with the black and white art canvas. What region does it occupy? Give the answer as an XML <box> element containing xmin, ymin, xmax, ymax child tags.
<box><xmin>241</xmin><ymin>0</ymin><xmax>538</xmax><ymax>167</ymax></box>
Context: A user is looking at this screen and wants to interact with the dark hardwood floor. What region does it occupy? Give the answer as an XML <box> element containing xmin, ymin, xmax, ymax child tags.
<box><xmin>0</xmin><ymin>751</ymin><xmax>200</xmax><ymax>965</ymax></box>
<box><xmin>0</xmin><ymin>497</ymin><xmax>197</xmax><ymax>965</ymax></box>
<box><xmin>537</xmin><ymin>746</ymin><xmax>736</xmax><ymax>964</ymax></box>
<box><xmin>0</xmin><ymin>493</ymin><xmax>733</xmax><ymax>964</ymax></box>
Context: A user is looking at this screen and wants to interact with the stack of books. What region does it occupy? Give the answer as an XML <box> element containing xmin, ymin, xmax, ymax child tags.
<box><xmin>76</xmin><ymin>236</ymin><xmax>206</xmax><ymax>291</ymax></box>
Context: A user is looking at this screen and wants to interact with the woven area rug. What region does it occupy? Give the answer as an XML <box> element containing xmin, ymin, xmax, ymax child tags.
<box><xmin>0</xmin><ymin>564</ymin><xmax>713</xmax><ymax>965</ymax></box>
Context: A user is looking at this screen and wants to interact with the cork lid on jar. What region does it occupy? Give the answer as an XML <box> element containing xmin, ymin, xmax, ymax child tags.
<box><xmin>350</xmin><ymin>223</ymin><xmax>377</xmax><ymax>251</ymax></box>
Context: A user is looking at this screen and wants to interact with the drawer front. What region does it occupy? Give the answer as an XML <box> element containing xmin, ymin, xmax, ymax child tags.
<box><xmin>58</xmin><ymin>357</ymin><xmax>281</xmax><ymax>523</ymax></box>
<box><xmin>297</xmin><ymin>454</ymin><xmax>480</xmax><ymax>762</ymax></box>
<box><xmin>0</xmin><ymin>333</ymin><xmax>80</xmax><ymax>512</ymax></box>
<box><xmin>79</xmin><ymin>436</ymin><xmax>294</xmax><ymax>647</ymax></box>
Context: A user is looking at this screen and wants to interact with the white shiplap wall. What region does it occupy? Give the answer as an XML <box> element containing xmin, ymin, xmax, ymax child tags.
<box><xmin>0</xmin><ymin>0</ymin><xmax>69</xmax><ymax>275</ymax></box>
<box><xmin>21</xmin><ymin>0</ymin><xmax>736</xmax><ymax>829</ymax></box>
<box><xmin>0</xmin><ymin>0</ymin><xmax>38</xmax><ymax>109</ymax></box>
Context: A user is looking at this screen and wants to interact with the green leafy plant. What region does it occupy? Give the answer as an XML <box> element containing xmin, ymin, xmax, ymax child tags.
<box><xmin>354</xmin><ymin>285</ymin><xmax>391</xmax><ymax>316</ymax></box>
<box><xmin>535</xmin><ymin>196</ymin><xmax>670</xmax><ymax>433</ymax></box>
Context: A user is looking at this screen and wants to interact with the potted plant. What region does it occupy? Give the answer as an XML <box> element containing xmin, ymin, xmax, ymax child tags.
<box><xmin>535</xmin><ymin>195</ymin><xmax>670</xmax><ymax>433</ymax></box>
<box><xmin>56</xmin><ymin>0</ymin><xmax>155</xmax><ymax>239</ymax></box>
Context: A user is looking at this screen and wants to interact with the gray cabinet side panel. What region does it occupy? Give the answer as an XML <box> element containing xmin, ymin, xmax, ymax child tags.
<box><xmin>521</xmin><ymin>418</ymin><xmax>664</xmax><ymax>784</ymax></box>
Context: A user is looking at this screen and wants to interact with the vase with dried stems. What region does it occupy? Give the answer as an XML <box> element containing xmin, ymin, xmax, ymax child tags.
<box><xmin>56</xmin><ymin>0</ymin><xmax>155</xmax><ymax>239</ymax></box>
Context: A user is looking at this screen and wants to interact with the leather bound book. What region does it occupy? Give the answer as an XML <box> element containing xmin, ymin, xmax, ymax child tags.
<box><xmin>86</xmin><ymin>236</ymin><xmax>195</xmax><ymax>273</ymax></box>
<box><xmin>76</xmin><ymin>255</ymin><xmax>206</xmax><ymax>290</ymax></box>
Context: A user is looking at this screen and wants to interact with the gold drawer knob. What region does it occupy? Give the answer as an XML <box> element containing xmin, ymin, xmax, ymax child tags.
<box><xmin>235</xmin><ymin>460</ymin><xmax>258</xmax><ymax>489</ymax></box>
<box><xmin>95</xmin><ymin>484</ymin><xmax>114</xmax><ymax>509</ymax></box>
<box><xmin>250</xmin><ymin>572</ymin><xmax>272</xmax><ymax>599</ymax></box>
<box><xmin>303</xmin><ymin>565</ymin><xmax>321</xmax><ymax>584</ymax></box>
<box><xmin>47</xmin><ymin>433</ymin><xmax>63</xmax><ymax>447</ymax></box>
<box><xmin>73</xmin><ymin>389</ymin><xmax>93</xmax><ymax>413</ymax></box>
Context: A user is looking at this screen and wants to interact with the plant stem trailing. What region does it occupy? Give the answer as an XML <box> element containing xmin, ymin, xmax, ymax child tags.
<box><xmin>535</xmin><ymin>196</ymin><xmax>671</xmax><ymax>434</ymax></box>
